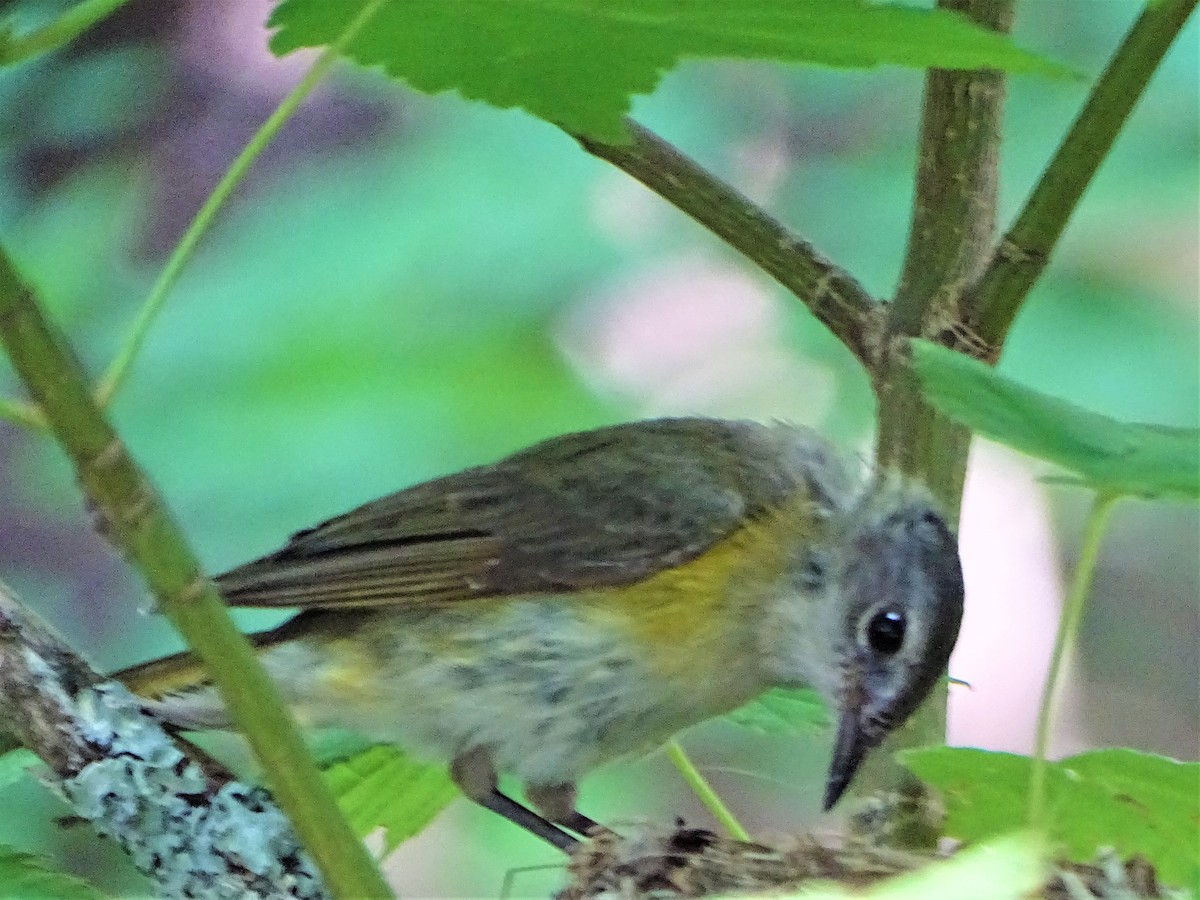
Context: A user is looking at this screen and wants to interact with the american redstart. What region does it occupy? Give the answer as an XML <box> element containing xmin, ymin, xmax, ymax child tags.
<box><xmin>116</xmin><ymin>417</ymin><xmax>964</xmax><ymax>851</ymax></box>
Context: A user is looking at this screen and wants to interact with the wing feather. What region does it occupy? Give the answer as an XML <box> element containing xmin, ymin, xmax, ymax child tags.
<box><xmin>215</xmin><ymin>418</ymin><xmax>849</xmax><ymax>609</ymax></box>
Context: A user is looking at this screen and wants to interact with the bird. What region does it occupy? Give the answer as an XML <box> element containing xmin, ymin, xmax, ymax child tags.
<box><xmin>116</xmin><ymin>417</ymin><xmax>965</xmax><ymax>852</ymax></box>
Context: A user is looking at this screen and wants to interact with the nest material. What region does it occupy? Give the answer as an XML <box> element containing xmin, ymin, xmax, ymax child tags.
<box><xmin>558</xmin><ymin>825</ymin><xmax>1181</xmax><ymax>900</ymax></box>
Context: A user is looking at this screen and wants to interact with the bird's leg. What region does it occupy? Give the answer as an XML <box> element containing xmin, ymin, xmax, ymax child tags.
<box><xmin>450</xmin><ymin>748</ymin><xmax>579</xmax><ymax>853</ymax></box>
<box><xmin>525</xmin><ymin>781</ymin><xmax>610</xmax><ymax>839</ymax></box>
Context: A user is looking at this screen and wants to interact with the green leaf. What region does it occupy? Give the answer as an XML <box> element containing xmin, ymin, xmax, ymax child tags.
<box><xmin>306</xmin><ymin>730</ymin><xmax>377</xmax><ymax>769</ymax></box>
<box><xmin>775</xmin><ymin>834</ymin><xmax>1041</xmax><ymax>900</ymax></box>
<box><xmin>726</xmin><ymin>687</ymin><xmax>829</xmax><ymax>736</ymax></box>
<box><xmin>0</xmin><ymin>749</ymin><xmax>39</xmax><ymax>791</ymax></box>
<box><xmin>322</xmin><ymin>744</ymin><xmax>458</xmax><ymax>854</ymax></box>
<box><xmin>267</xmin><ymin>0</ymin><xmax>1070</xmax><ymax>142</ymax></box>
<box><xmin>900</xmin><ymin>747</ymin><xmax>1200</xmax><ymax>890</ymax></box>
<box><xmin>911</xmin><ymin>340</ymin><xmax>1200</xmax><ymax>501</ymax></box>
<box><xmin>0</xmin><ymin>846</ymin><xmax>106</xmax><ymax>900</ymax></box>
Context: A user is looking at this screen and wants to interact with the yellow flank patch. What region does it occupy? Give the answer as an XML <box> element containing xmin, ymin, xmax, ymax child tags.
<box><xmin>317</xmin><ymin>637</ymin><xmax>378</xmax><ymax>700</ymax></box>
<box><xmin>589</xmin><ymin>494</ymin><xmax>817</xmax><ymax>678</ymax></box>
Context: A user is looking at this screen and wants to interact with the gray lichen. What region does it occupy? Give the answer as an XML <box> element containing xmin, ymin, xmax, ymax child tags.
<box><xmin>0</xmin><ymin>584</ymin><xmax>330</xmax><ymax>900</ymax></box>
<box><xmin>53</xmin><ymin>684</ymin><xmax>326</xmax><ymax>899</ymax></box>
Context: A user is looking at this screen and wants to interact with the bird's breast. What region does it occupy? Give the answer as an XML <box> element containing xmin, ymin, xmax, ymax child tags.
<box><xmin>261</xmin><ymin>502</ymin><xmax>813</xmax><ymax>783</ymax></box>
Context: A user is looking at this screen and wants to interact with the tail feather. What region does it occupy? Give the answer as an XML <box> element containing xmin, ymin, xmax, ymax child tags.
<box><xmin>111</xmin><ymin>650</ymin><xmax>233</xmax><ymax>731</ymax></box>
<box><xmin>113</xmin><ymin>648</ymin><xmax>212</xmax><ymax>698</ymax></box>
<box><xmin>111</xmin><ymin>611</ymin><xmax>321</xmax><ymax>699</ymax></box>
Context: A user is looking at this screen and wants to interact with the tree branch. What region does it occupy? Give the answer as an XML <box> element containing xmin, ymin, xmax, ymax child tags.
<box><xmin>0</xmin><ymin>248</ymin><xmax>391</xmax><ymax>899</ymax></box>
<box><xmin>574</xmin><ymin>119</ymin><xmax>883</xmax><ymax>367</ymax></box>
<box><xmin>891</xmin><ymin>0</ymin><xmax>1012</xmax><ymax>357</ymax></box>
<box><xmin>0</xmin><ymin>579</ymin><xmax>327</xmax><ymax>898</ymax></box>
<box><xmin>868</xmin><ymin>0</ymin><xmax>1015</xmax><ymax>847</ymax></box>
<box><xmin>879</xmin><ymin>0</ymin><xmax>1013</xmax><ymax>490</ymax></box>
<box><xmin>966</xmin><ymin>0</ymin><xmax>1197</xmax><ymax>346</ymax></box>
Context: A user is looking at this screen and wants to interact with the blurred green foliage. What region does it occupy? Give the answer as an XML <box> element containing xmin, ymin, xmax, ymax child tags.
<box><xmin>0</xmin><ymin>846</ymin><xmax>106</xmax><ymax>900</ymax></box>
<box><xmin>0</xmin><ymin>0</ymin><xmax>1195</xmax><ymax>895</ymax></box>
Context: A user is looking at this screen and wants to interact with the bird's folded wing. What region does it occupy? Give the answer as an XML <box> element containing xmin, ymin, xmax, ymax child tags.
<box><xmin>215</xmin><ymin>418</ymin><xmax>835</xmax><ymax>609</ymax></box>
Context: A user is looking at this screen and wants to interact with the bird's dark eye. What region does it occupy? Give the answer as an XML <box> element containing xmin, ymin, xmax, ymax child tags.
<box><xmin>866</xmin><ymin>609</ymin><xmax>906</xmax><ymax>655</ymax></box>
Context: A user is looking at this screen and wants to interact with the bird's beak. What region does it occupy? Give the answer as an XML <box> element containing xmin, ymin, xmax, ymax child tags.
<box><xmin>823</xmin><ymin>705</ymin><xmax>872</xmax><ymax>811</ymax></box>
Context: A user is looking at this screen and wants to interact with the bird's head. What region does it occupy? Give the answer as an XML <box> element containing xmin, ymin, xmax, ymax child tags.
<box><xmin>822</xmin><ymin>481</ymin><xmax>965</xmax><ymax>809</ymax></box>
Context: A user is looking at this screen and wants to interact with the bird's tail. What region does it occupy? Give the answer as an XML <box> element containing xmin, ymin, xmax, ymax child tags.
<box><xmin>111</xmin><ymin>612</ymin><xmax>316</xmax><ymax>699</ymax></box>
<box><xmin>113</xmin><ymin>648</ymin><xmax>213</xmax><ymax>698</ymax></box>
<box><xmin>111</xmin><ymin>620</ymin><xmax>311</xmax><ymax>731</ymax></box>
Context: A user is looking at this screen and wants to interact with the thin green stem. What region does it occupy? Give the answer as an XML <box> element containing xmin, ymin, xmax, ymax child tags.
<box><xmin>664</xmin><ymin>739</ymin><xmax>751</xmax><ymax>842</ymax></box>
<box><xmin>1027</xmin><ymin>492</ymin><xmax>1120</xmax><ymax>833</ymax></box>
<box><xmin>0</xmin><ymin>0</ymin><xmax>130</xmax><ymax>66</ymax></box>
<box><xmin>95</xmin><ymin>0</ymin><xmax>386</xmax><ymax>408</ymax></box>
<box><xmin>0</xmin><ymin>249</ymin><xmax>392</xmax><ymax>898</ymax></box>
<box><xmin>968</xmin><ymin>0</ymin><xmax>1198</xmax><ymax>346</ymax></box>
<box><xmin>0</xmin><ymin>0</ymin><xmax>134</xmax><ymax>426</ymax></box>
<box><xmin>0</xmin><ymin>395</ymin><xmax>46</xmax><ymax>430</ymax></box>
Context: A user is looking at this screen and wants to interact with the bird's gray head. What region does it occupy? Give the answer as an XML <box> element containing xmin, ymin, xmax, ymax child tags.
<box><xmin>823</xmin><ymin>481</ymin><xmax>964</xmax><ymax>810</ymax></box>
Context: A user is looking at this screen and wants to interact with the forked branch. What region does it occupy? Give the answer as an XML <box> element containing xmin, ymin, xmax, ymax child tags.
<box><xmin>967</xmin><ymin>0</ymin><xmax>1198</xmax><ymax>346</ymax></box>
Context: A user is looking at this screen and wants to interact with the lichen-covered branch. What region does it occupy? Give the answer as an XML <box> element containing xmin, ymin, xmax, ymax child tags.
<box><xmin>574</xmin><ymin>119</ymin><xmax>883</xmax><ymax>367</ymax></box>
<box><xmin>0</xmin><ymin>579</ymin><xmax>327</xmax><ymax>899</ymax></box>
<box><xmin>966</xmin><ymin>0</ymin><xmax>1198</xmax><ymax>346</ymax></box>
